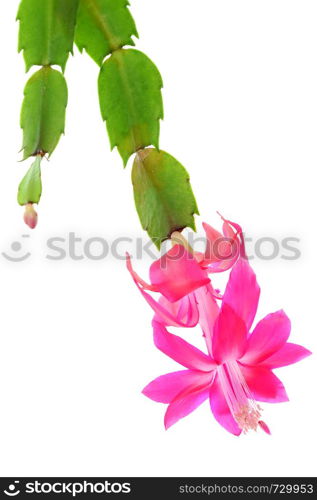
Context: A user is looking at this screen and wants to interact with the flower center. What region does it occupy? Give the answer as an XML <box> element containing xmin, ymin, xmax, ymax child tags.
<box><xmin>217</xmin><ymin>361</ymin><xmax>269</xmax><ymax>434</ymax></box>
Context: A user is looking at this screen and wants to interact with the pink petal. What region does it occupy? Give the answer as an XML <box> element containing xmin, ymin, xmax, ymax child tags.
<box><xmin>259</xmin><ymin>343</ymin><xmax>312</xmax><ymax>369</ymax></box>
<box><xmin>193</xmin><ymin>251</ymin><xmax>205</xmax><ymax>264</ymax></box>
<box><xmin>201</xmin><ymin>221</ymin><xmax>239</xmax><ymax>272</ymax></box>
<box><xmin>133</xmin><ymin>283</ymin><xmax>198</xmax><ymax>328</ymax></box>
<box><xmin>126</xmin><ymin>253</ymin><xmax>158</xmax><ymax>292</ymax></box>
<box><xmin>164</xmin><ymin>386</ymin><xmax>210</xmax><ymax>429</ymax></box>
<box><xmin>223</xmin><ymin>219</ymin><xmax>248</xmax><ymax>260</ymax></box>
<box><xmin>258</xmin><ymin>420</ymin><xmax>271</xmax><ymax>435</ymax></box>
<box><xmin>194</xmin><ymin>284</ymin><xmax>220</xmax><ymax>355</ymax></box>
<box><xmin>239</xmin><ymin>364</ymin><xmax>289</xmax><ymax>403</ymax></box>
<box><xmin>204</xmin><ymin>257</ymin><xmax>239</xmax><ymax>274</ymax></box>
<box><xmin>222</xmin><ymin>216</ymin><xmax>247</xmax><ymax>259</ymax></box>
<box><xmin>202</xmin><ymin>222</ymin><xmax>226</xmax><ymax>262</ymax></box>
<box><xmin>153</xmin><ymin>321</ymin><xmax>216</xmax><ymax>372</ymax></box>
<box><xmin>222</xmin><ymin>258</ymin><xmax>260</xmax><ymax>331</ymax></box>
<box><xmin>241</xmin><ymin>310</ymin><xmax>291</xmax><ymax>365</ymax></box>
<box><xmin>150</xmin><ymin>245</ymin><xmax>210</xmax><ymax>302</ymax></box>
<box><xmin>143</xmin><ymin>370</ymin><xmax>213</xmax><ymax>404</ymax></box>
<box><xmin>222</xmin><ymin>220</ymin><xmax>236</xmax><ymax>239</ymax></box>
<box><xmin>203</xmin><ymin>222</ymin><xmax>224</xmax><ymax>244</ymax></box>
<box><xmin>153</xmin><ymin>293</ymin><xmax>199</xmax><ymax>327</ymax></box>
<box><xmin>212</xmin><ymin>304</ymin><xmax>248</xmax><ymax>363</ymax></box>
<box><xmin>127</xmin><ymin>255</ymin><xmax>199</xmax><ymax>327</ymax></box>
<box><xmin>209</xmin><ymin>374</ymin><xmax>242</xmax><ymax>436</ymax></box>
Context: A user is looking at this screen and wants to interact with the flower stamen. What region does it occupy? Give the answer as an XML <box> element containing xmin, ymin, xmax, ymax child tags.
<box><xmin>218</xmin><ymin>361</ymin><xmax>268</xmax><ymax>433</ymax></box>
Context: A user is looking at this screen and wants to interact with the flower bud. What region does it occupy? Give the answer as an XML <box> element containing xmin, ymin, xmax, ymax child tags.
<box><xmin>24</xmin><ymin>203</ymin><xmax>38</xmax><ymax>229</ymax></box>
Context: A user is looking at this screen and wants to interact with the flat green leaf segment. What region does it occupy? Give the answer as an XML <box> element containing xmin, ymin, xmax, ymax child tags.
<box><xmin>75</xmin><ymin>0</ymin><xmax>138</xmax><ymax>66</ymax></box>
<box><xmin>18</xmin><ymin>156</ymin><xmax>42</xmax><ymax>206</ymax></box>
<box><xmin>132</xmin><ymin>149</ymin><xmax>199</xmax><ymax>248</ymax></box>
<box><xmin>17</xmin><ymin>0</ymin><xmax>79</xmax><ymax>71</ymax></box>
<box><xmin>98</xmin><ymin>49</ymin><xmax>163</xmax><ymax>165</ymax></box>
<box><xmin>21</xmin><ymin>67</ymin><xmax>68</xmax><ymax>159</ymax></box>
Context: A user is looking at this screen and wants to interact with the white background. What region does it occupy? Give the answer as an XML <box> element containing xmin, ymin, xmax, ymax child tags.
<box><xmin>0</xmin><ymin>0</ymin><xmax>316</xmax><ymax>477</ymax></box>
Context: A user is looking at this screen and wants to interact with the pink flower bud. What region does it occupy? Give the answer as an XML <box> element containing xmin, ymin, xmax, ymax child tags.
<box><xmin>24</xmin><ymin>203</ymin><xmax>38</xmax><ymax>229</ymax></box>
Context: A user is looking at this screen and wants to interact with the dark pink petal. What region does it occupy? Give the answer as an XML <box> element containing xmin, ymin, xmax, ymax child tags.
<box><xmin>150</xmin><ymin>245</ymin><xmax>210</xmax><ymax>302</ymax></box>
<box><xmin>209</xmin><ymin>374</ymin><xmax>242</xmax><ymax>436</ymax></box>
<box><xmin>153</xmin><ymin>321</ymin><xmax>216</xmax><ymax>372</ymax></box>
<box><xmin>240</xmin><ymin>365</ymin><xmax>289</xmax><ymax>403</ymax></box>
<box><xmin>164</xmin><ymin>386</ymin><xmax>210</xmax><ymax>429</ymax></box>
<box><xmin>212</xmin><ymin>304</ymin><xmax>248</xmax><ymax>363</ymax></box>
<box><xmin>127</xmin><ymin>255</ymin><xmax>199</xmax><ymax>327</ymax></box>
<box><xmin>241</xmin><ymin>310</ymin><xmax>291</xmax><ymax>365</ymax></box>
<box><xmin>143</xmin><ymin>370</ymin><xmax>213</xmax><ymax>404</ymax></box>
<box><xmin>222</xmin><ymin>258</ymin><xmax>260</xmax><ymax>331</ymax></box>
<box><xmin>259</xmin><ymin>343</ymin><xmax>312</xmax><ymax>369</ymax></box>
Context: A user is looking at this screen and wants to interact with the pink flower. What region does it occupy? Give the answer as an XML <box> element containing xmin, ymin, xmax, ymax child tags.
<box><xmin>142</xmin><ymin>259</ymin><xmax>311</xmax><ymax>435</ymax></box>
<box><xmin>127</xmin><ymin>216</ymin><xmax>244</xmax><ymax>330</ymax></box>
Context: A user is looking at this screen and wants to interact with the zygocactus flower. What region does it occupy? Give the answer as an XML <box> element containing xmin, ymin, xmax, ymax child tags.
<box><xmin>142</xmin><ymin>259</ymin><xmax>311</xmax><ymax>435</ymax></box>
<box><xmin>127</xmin><ymin>216</ymin><xmax>244</xmax><ymax>332</ymax></box>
